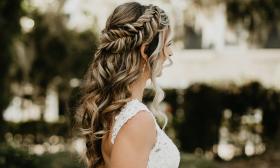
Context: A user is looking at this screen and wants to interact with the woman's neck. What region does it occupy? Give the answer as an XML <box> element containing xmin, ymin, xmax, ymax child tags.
<box><xmin>129</xmin><ymin>77</ymin><xmax>148</xmax><ymax>102</ymax></box>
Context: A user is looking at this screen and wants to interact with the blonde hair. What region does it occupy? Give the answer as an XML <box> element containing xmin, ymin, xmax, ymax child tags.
<box><xmin>74</xmin><ymin>2</ymin><xmax>172</xmax><ymax>168</ymax></box>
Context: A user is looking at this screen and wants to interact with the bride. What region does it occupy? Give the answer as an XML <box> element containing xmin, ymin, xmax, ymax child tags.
<box><xmin>74</xmin><ymin>2</ymin><xmax>180</xmax><ymax>168</ymax></box>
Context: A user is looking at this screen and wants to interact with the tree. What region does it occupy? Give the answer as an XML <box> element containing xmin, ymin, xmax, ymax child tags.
<box><xmin>225</xmin><ymin>0</ymin><xmax>280</xmax><ymax>47</ymax></box>
<box><xmin>0</xmin><ymin>0</ymin><xmax>24</xmax><ymax>140</ymax></box>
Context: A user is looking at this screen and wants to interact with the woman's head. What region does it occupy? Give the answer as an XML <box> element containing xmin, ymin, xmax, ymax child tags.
<box><xmin>74</xmin><ymin>2</ymin><xmax>173</xmax><ymax>168</ymax></box>
<box><xmin>99</xmin><ymin>2</ymin><xmax>173</xmax><ymax>78</ymax></box>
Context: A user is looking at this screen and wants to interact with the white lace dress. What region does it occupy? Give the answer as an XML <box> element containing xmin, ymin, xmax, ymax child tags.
<box><xmin>111</xmin><ymin>98</ymin><xmax>181</xmax><ymax>168</ymax></box>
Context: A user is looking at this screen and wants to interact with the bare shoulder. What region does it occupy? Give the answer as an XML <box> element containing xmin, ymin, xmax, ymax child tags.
<box><xmin>110</xmin><ymin>110</ymin><xmax>157</xmax><ymax>167</ymax></box>
<box><xmin>115</xmin><ymin>110</ymin><xmax>156</xmax><ymax>147</ymax></box>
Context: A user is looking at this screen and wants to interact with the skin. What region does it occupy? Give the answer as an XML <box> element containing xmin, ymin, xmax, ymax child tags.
<box><xmin>101</xmin><ymin>27</ymin><xmax>173</xmax><ymax>168</ymax></box>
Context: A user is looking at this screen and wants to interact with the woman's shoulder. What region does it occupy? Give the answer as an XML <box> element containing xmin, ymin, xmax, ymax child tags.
<box><xmin>109</xmin><ymin>109</ymin><xmax>157</xmax><ymax>167</ymax></box>
<box><xmin>115</xmin><ymin>109</ymin><xmax>156</xmax><ymax>142</ymax></box>
<box><xmin>111</xmin><ymin>99</ymin><xmax>157</xmax><ymax>145</ymax></box>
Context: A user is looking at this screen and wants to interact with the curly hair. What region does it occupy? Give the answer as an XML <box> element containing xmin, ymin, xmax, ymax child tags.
<box><xmin>74</xmin><ymin>2</ymin><xmax>173</xmax><ymax>168</ymax></box>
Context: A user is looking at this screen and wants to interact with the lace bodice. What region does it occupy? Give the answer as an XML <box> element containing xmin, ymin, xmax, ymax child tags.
<box><xmin>111</xmin><ymin>98</ymin><xmax>181</xmax><ymax>168</ymax></box>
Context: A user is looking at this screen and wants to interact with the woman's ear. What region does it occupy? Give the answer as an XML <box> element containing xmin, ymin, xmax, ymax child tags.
<box><xmin>140</xmin><ymin>43</ymin><xmax>148</xmax><ymax>63</ymax></box>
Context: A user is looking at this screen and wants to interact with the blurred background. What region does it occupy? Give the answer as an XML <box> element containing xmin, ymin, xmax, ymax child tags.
<box><xmin>1</xmin><ymin>0</ymin><xmax>280</xmax><ymax>167</ymax></box>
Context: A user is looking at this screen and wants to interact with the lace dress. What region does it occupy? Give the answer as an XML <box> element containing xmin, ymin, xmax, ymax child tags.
<box><xmin>111</xmin><ymin>98</ymin><xmax>181</xmax><ymax>168</ymax></box>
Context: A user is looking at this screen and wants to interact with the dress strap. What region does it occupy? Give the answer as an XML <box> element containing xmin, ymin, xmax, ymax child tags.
<box><xmin>111</xmin><ymin>99</ymin><xmax>156</xmax><ymax>144</ymax></box>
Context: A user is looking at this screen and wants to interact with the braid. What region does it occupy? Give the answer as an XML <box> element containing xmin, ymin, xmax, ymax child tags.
<box><xmin>99</xmin><ymin>4</ymin><xmax>169</xmax><ymax>54</ymax></box>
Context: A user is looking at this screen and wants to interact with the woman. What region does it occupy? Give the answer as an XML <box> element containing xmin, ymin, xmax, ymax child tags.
<box><xmin>74</xmin><ymin>2</ymin><xmax>180</xmax><ymax>168</ymax></box>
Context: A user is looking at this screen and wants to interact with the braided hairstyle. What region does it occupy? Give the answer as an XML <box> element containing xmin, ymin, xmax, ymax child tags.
<box><xmin>74</xmin><ymin>2</ymin><xmax>172</xmax><ymax>168</ymax></box>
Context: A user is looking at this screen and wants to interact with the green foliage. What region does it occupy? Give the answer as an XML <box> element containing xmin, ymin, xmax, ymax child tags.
<box><xmin>0</xmin><ymin>0</ymin><xmax>25</xmax><ymax>131</ymax></box>
<box><xmin>226</xmin><ymin>0</ymin><xmax>280</xmax><ymax>30</ymax></box>
<box><xmin>24</xmin><ymin>11</ymin><xmax>99</xmax><ymax>94</ymax></box>
<box><xmin>0</xmin><ymin>143</ymin><xmax>38</xmax><ymax>168</ymax></box>
<box><xmin>180</xmin><ymin>83</ymin><xmax>224</xmax><ymax>151</ymax></box>
<box><xmin>180</xmin><ymin>153</ymin><xmax>220</xmax><ymax>168</ymax></box>
<box><xmin>0</xmin><ymin>0</ymin><xmax>99</xmax><ymax>141</ymax></box>
<box><xmin>194</xmin><ymin>0</ymin><xmax>280</xmax><ymax>47</ymax></box>
<box><xmin>3</xmin><ymin>121</ymin><xmax>70</xmax><ymax>139</ymax></box>
<box><xmin>225</xmin><ymin>0</ymin><xmax>280</xmax><ymax>46</ymax></box>
<box><xmin>177</xmin><ymin>81</ymin><xmax>280</xmax><ymax>152</ymax></box>
<box><xmin>0</xmin><ymin>143</ymin><xmax>84</xmax><ymax>168</ymax></box>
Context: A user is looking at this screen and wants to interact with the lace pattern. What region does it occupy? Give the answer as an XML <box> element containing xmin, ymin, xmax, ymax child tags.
<box><xmin>111</xmin><ymin>98</ymin><xmax>181</xmax><ymax>168</ymax></box>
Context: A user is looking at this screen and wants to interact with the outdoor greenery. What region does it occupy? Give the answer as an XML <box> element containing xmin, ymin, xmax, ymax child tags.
<box><xmin>1</xmin><ymin>0</ymin><xmax>280</xmax><ymax>167</ymax></box>
<box><xmin>0</xmin><ymin>143</ymin><xmax>84</xmax><ymax>168</ymax></box>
